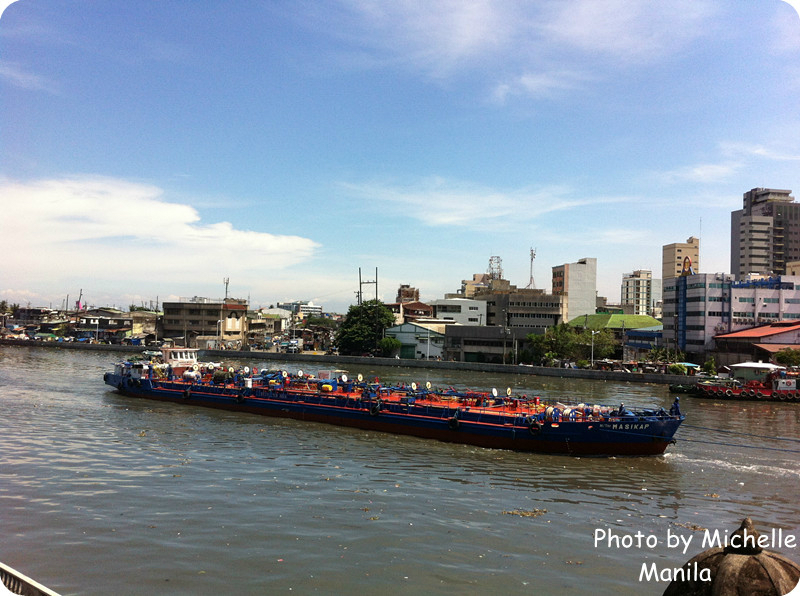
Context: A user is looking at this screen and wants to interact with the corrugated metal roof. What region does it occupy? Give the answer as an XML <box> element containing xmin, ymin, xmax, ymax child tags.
<box><xmin>753</xmin><ymin>343</ymin><xmax>800</xmax><ymax>353</ymax></box>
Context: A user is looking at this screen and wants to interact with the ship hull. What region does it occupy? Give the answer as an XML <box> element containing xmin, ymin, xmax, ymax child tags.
<box><xmin>104</xmin><ymin>373</ymin><xmax>681</xmax><ymax>456</ymax></box>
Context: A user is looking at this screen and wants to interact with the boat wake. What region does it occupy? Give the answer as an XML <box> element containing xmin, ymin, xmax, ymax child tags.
<box><xmin>668</xmin><ymin>452</ymin><xmax>800</xmax><ymax>479</ymax></box>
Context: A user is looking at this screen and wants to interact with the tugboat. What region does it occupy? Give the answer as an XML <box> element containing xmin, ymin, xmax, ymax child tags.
<box><xmin>692</xmin><ymin>362</ymin><xmax>800</xmax><ymax>402</ymax></box>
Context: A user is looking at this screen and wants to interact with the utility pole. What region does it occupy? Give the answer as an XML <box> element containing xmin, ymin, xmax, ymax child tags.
<box><xmin>358</xmin><ymin>267</ymin><xmax>378</xmax><ymax>304</ymax></box>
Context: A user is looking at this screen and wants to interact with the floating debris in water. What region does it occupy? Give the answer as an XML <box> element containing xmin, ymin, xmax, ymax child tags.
<box><xmin>503</xmin><ymin>508</ymin><xmax>547</xmax><ymax>517</ymax></box>
<box><xmin>672</xmin><ymin>521</ymin><xmax>707</xmax><ymax>531</ymax></box>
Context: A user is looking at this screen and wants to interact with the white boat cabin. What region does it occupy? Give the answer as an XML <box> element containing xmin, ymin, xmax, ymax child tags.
<box><xmin>728</xmin><ymin>361</ymin><xmax>784</xmax><ymax>382</ymax></box>
<box><xmin>160</xmin><ymin>347</ymin><xmax>199</xmax><ymax>369</ymax></box>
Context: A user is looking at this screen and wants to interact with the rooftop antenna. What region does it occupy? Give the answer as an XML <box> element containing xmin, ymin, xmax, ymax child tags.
<box><xmin>526</xmin><ymin>247</ymin><xmax>537</xmax><ymax>289</ymax></box>
<box><xmin>487</xmin><ymin>256</ymin><xmax>503</xmax><ymax>280</ymax></box>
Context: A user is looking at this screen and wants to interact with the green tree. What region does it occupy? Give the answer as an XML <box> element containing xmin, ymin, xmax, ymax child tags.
<box><xmin>334</xmin><ymin>300</ymin><xmax>396</xmax><ymax>356</ymax></box>
<box><xmin>128</xmin><ymin>304</ymin><xmax>151</xmax><ymax>312</ymax></box>
<box><xmin>774</xmin><ymin>348</ymin><xmax>800</xmax><ymax>367</ymax></box>
<box><xmin>526</xmin><ymin>324</ymin><xmax>616</xmax><ymax>364</ymax></box>
<box><xmin>0</xmin><ymin>301</ymin><xmax>19</xmax><ymax>314</ymax></box>
<box><xmin>667</xmin><ymin>363</ymin><xmax>688</xmax><ymax>375</ymax></box>
<box><xmin>304</xmin><ymin>317</ymin><xmax>338</xmax><ymax>330</ymax></box>
<box><xmin>647</xmin><ymin>347</ymin><xmax>685</xmax><ymax>364</ymax></box>
<box><xmin>378</xmin><ymin>336</ymin><xmax>401</xmax><ymax>357</ymax></box>
<box><xmin>579</xmin><ymin>328</ymin><xmax>615</xmax><ymax>362</ymax></box>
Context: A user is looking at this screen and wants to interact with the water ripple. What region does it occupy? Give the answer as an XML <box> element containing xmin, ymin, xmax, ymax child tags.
<box><xmin>1</xmin><ymin>347</ymin><xmax>799</xmax><ymax>595</ymax></box>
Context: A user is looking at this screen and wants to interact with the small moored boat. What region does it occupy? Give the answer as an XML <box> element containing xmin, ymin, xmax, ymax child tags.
<box><xmin>692</xmin><ymin>362</ymin><xmax>800</xmax><ymax>402</ymax></box>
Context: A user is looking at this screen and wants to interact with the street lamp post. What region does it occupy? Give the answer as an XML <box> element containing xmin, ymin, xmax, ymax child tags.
<box><xmin>502</xmin><ymin>309</ymin><xmax>509</xmax><ymax>364</ymax></box>
<box><xmin>590</xmin><ymin>330</ymin><xmax>599</xmax><ymax>368</ymax></box>
<box><xmin>426</xmin><ymin>328</ymin><xmax>430</xmax><ymax>360</ymax></box>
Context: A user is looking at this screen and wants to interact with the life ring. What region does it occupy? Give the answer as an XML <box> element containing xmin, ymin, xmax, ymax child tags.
<box><xmin>370</xmin><ymin>401</ymin><xmax>382</xmax><ymax>416</ymax></box>
<box><xmin>748</xmin><ymin>390</ymin><xmax>756</xmax><ymax>397</ymax></box>
<box><xmin>448</xmin><ymin>417</ymin><xmax>460</xmax><ymax>431</ymax></box>
<box><xmin>528</xmin><ymin>419</ymin><xmax>542</xmax><ymax>435</ymax></box>
<box><xmin>183</xmin><ymin>388</ymin><xmax>191</xmax><ymax>400</ymax></box>
<box><xmin>778</xmin><ymin>392</ymin><xmax>787</xmax><ymax>401</ymax></box>
<box><xmin>725</xmin><ymin>389</ymin><xmax>733</xmax><ymax>397</ymax></box>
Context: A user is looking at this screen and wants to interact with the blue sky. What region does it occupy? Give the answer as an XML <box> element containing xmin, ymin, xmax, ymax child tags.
<box><xmin>2</xmin><ymin>1</ymin><xmax>800</xmax><ymax>313</ymax></box>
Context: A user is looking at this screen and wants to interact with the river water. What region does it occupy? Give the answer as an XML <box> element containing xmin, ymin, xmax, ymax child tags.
<box><xmin>1</xmin><ymin>346</ymin><xmax>798</xmax><ymax>595</ymax></box>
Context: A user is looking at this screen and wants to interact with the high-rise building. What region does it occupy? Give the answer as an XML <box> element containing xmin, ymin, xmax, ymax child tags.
<box><xmin>621</xmin><ymin>270</ymin><xmax>660</xmax><ymax>316</ymax></box>
<box><xmin>662</xmin><ymin>236</ymin><xmax>700</xmax><ymax>281</ymax></box>
<box><xmin>551</xmin><ymin>257</ymin><xmax>597</xmax><ymax>322</ymax></box>
<box><xmin>731</xmin><ymin>188</ymin><xmax>799</xmax><ymax>279</ymax></box>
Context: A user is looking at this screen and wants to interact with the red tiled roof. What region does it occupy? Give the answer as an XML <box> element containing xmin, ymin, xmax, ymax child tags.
<box><xmin>402</xmin><ymin>301</ymin><xmax>431</xmax><ymax>310</ymax></box>
<box><xmin>715</xmin><ymin>322</ymin><xmax>800</xmax><ymax>339</ymax></box>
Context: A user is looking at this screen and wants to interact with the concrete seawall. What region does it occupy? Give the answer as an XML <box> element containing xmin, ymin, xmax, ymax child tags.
<box><xmin>1</xmin><ymin>339</ymin><xmax>692</xmax><ymax>386</ymax></box>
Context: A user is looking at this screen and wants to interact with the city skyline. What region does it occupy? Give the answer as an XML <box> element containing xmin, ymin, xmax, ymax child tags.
<box><xmin>2</xmin><ymin>2</ymin><xmax>800</xmax><ymax>312</ymax></box>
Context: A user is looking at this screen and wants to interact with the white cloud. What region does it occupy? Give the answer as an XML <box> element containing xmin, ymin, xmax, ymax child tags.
<box><xmin>658</xmin><ymin>162</ymin><xmax>742</xmax><ymax>184</ymax></box>
<box><xmin>1</xmin><ymin>176</ymin><xmax>320</xmax><ymax>292</ymax></box>
<box><xmin>340</xmin><ymin>177</ymin><xmax>630</xmax><ymax>228</ymax></box>
<box><xmin>720</xmin><ymin>142</ymin><xmax>800</xmax><ymax>162</ymax></box>
<box><xmin>320</xmin><ymin>0</ymin><xmax>515</xmax><ymax>76</ymax></box>
<box><xmin>654</xmin><ymin>139</ymin><xmax>800</xmax><ymax>186</ymax></box>
<box><xmin>491</xmin><ymin>69</ymin><xmax>592</xmax><ymax>103</ymax></box>
<box><xmin>538</xmin><ymin>0</ymin><xmax>716</xmax><ymax>63</ymax></box>
<box><xmin>0</xmin><ymin>62</ymin><xmax>59</xmax><ymax>94</ymax></box>
<box><xmin>304</xmin><ymin>1</ymin><xmax>717</xmax><ymax>88</ymax></box>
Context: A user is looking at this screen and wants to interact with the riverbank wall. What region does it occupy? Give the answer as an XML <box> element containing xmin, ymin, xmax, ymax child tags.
<box><xmin>0</xmin><ymin>339</ymin><xmax>692</xmax><ymax>385</ymax></box>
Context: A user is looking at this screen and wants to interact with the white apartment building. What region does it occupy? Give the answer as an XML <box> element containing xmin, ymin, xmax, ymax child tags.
<box><xmin>552</xmin><ymin>257</ymin><xmax>597</xmax><ymax>322</ymax></box>
<box><xmin>621</xmin><ymin>270</ymin><xmax>661</xmax><ymax>316</ymax></box>
<box><xmin>662</xmin><ymin>273</ymin><xmax>800</xmax><ymax>358</ymax></box>
<box><xmin>276</xmin><ymin>300</ymin><xmax>323</xmax><ymax>319</ymax></box>
<box><xmin>428</xmin><ymin>298</ymin><xmax>486</xmax><ymax>325</ymax></box>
